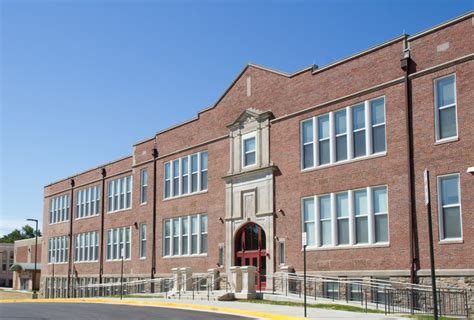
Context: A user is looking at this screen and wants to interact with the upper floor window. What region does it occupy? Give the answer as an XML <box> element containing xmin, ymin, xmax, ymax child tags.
<box><xmin>301</xmin><ymin>97</ymin><xmax>386</xmax><ymax>170</ymax></box>
<box><xmin>438</xmin><ymin>174</ymin><xmax>462</xmax><ymax>240</ymax></box>
<box><xmin>163</xmin><ymin>213</ymin><xmax>208</xmax><ymax>257</ymax></box>
<box><xmin>140</xmin><ymin>169</ymin><xmax>148</xmax><ymax>204</ymax></box>
<box><xmin>302</xmin><ymin>185</ymin><xmax>388</xmax><ymax>249</ymax></box>
<box><xmin>164</xmin><ymin>151</ymin><xmax>208</xmax><ymax>199</ymax></box>
<box><xmin>106</xmin><ymin>226</ymin><xmax>131</xmax><ymax>261</ymax></box>
<box><xmin>107</xmin><ymin>176</ymin><xmax>132</xmax><ymax>213</ymax></box>
<box><xmin>76</xmin><ymin>185</ymin><xmax>100</xmax><ymax>219</ymax></box>
<box><xmin>434</xmin><ymin>75</ymin><xmax>457</xmax><ymax>141</ymax></box>
<box><xmin>74</xmin><ymin>231</ymin><xmax>99</xmax><ymax>262</ymax></box>
<box><xmin>49</xmin><ymin>194</ymin><xmax>70</xmax><ymax>224</ymax></box>
<box><xmin>47</xmin><ymin>236</ymin><xmax>69</xmax><ymax>263</ymax></box>
<box><xmin>243</xmin><ymin>135</ymin><xmax>256</xmax><ymax>167</ymax></box>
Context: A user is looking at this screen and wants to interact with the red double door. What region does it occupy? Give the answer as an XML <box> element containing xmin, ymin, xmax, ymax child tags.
<box><xmin>234</xmin><ymin>223</ymin><xmax>267</xmax><ymax>290</ymax></box>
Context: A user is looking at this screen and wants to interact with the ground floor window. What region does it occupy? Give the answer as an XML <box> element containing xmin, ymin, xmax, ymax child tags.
<box><xmin>163</xmin><ymin>214</ymin><xmax>208</xmax><ymax>257</ymax></box>
<box><xmin>106</xmin><ymin>227</ymin><xmax>131</xmax><ymax>261</ymax></box>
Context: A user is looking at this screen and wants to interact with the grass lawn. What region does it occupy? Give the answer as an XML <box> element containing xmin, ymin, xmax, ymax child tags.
<box><xmin>239</xmin><ymin>299</ymin><xmax>384</xmax><ymax>314</ymax></box>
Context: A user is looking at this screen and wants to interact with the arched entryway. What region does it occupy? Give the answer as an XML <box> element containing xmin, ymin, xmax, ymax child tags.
<box><xmin>234</xmin><ymin>223</ymin><xmax>267</xmax><ymax>290</ymax></box>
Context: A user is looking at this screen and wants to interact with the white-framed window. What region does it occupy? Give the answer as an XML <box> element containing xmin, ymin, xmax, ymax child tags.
<box><xmin>437</xmin><ymin>174</ymin><xmax>462</xmax><ymax>240</ymax></box>
<box><xmin>164</xmin><ymin>151</ymin><xmax>208</xmax><ymax>199</ymax></box>
<box><xmin>301</xmin><ymin>97</ymin><xmax>386</xmax><ymax>170</ymax></box>
<box><xmin>76</xmin><ymin>186</ymin><xmax>100</xmax><ymax>219</ymax></box>
<box><xmin>74</xmin><ymin>231</ymin><xmax>99</xmax><ymax>262</ymax></box>
<box><xmin>242</xmin><ymin>134</ymin><xmax>257</xmax><ymax>167</ymax></box>
<box><xmin>140</xmin><ymin>224</ymin><xmax>147</xmax><ymax>258</ymax></box>
<box><xmin>140</xmin><ymin>169</ymin><xmax>148</xmax><ymax>204</ymax></box>
<box><xmin>49</xmin><ymin>194</ymin><xmax>70</xmax><ymax>224</ymax></box>
<box><xmin>218</xmin><ymin>243</ymin><xmax>225</xmax><ymax>267</ymax></box>
<box><xmin>302</xmin><ymin>185</ymin><xmax>388</xmax><ymax>249</ymax></box>
<box><xmin>107</xmin><ymin>176</ymin><xmax>132</xmax><ymax>213</ymax></box>
<box><xmin>106</xmin><ymin>227</ymin><xmax>131</xmax><ymax>260</ymax></box>
<box><xmin>48</xmin><ymin>236</ymin><xmax>69</xmax><ymax>263</ymax></box>
<box><xmin>163</xmin><ymin>214</ymin><xmax>208</xmax><ymax>257</ymax></box>
<box><xmin>434</xmin><ymin>74</ymin><xmax>457</xmax><ymax>141</ymax></box>
<box><xmin>278</xmin><ymin>240</ymin><xmax>285</xmax><ymax>265</ymax></box>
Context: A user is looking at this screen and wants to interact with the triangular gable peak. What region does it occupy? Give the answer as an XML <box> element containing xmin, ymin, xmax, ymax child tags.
<box><xmin>227</xmin><ymin>108</ymin><xmax>274</xmax><ymax>130</ymax></box>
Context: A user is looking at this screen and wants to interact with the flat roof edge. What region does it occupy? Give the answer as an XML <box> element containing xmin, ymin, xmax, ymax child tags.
<box><xmin>408</xmin><ymin>11</ymin><xmax>474</xmax><ymax>41</ymax></box>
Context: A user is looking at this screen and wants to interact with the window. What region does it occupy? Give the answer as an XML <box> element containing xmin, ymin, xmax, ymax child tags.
<box><xmin>74</xmin><ymin>232</ymin><xmax>99</xmax><ymax>262</ymax></box>
<box><xmin>301</xmin><ymin>97</ymin><xmax>386</xmax><ymax>170</ymax></box>
<box><xmin>140</xmin><ymin>224</ymin><xmax>147</xmax><ymax>258</ymax></box>
<box><xmin>349</xmin><ymin>281</ymin><xmax>363</xmax><ymax>301</ymax></box>
<box><xmin>373</xmin><ymin>187</ymin><xmax>388</xmax><ymax>242</ymax></box>
<box><xmin>140</xmin><ymin>169</ymin><xmax>148</xmax><ymax>204</ymax></box>
<box><xmin>243</xmin><ymin>135</ymin><xmax>256</xmax><ymax>167</ymax></box>
<box><xmin>354</xmin><ymin>189</ymin><xmax>368</xmax><ymax>244</ymax></box>
<box><xmin>319</xmin><ymin>195</ymin><xmax>332</xmax><ymax>245</ymax></box>
<box><xmin>324</xmin><ymin>282</ymin><xmax>339</xmax><ymax>299</ymax></box>
<box><xmin>107</xmin><ymin>176</ymin><xmax>132</xmax><ymax>212</ymax></box>
<box><xmin>435</xmin><ymin>75</ymin><xmax>457</xmax><ymax>141</ymax></box>
<box><xmin>163</xmin><ymin>214</ymin><xmax>208</xmax><ymax>257</ymax></box>
<box><xmin>438</xmin><ymin>174</ymin><xmax>462</xmax><ymax>240</ymax></box>
<box><xmin>302</xmin><ymin>198</ymin><xmax>315</xmax><ymax>246</ymax></box>
<box><xmin>336</xmin><ymin>192</ymin><xmax>349</xmax><ymax>245</ymax></box>
<box><xmin>279</xmin><ymin>240</ymin><xmax>285</xmax><ymax>265</ymax></box>
<box><xmin>48</xmin><ymin>236</ymin><xmax>69</xmax><ymax>263</ymax></box>
<box><xmin>76</xmin><ymin>186</ymin><xmax>100</xmax><ymax>219</ymax></box>
<box><xmin>164</xmin><ymin>151</ymin><xmax>208</xmax><ymax>199</ymax></box>
<box><xmin>49</xmin><ymin>194</ymin><xmax>70</xmax><ymax>224</ymax></box>
<box><xmin>302</xmin><ymin>185</ymin><xmax>388</xmax><ymax>249</ymax></box>
<box><xmin>106</xmin><ymin>227</ymin><xmax>131</xmax><ymax>260</ymax></box>
<box><xmin>218</xmin><ymin>244</ymin><xmax>225</xmax><ymax>267</ymax></box>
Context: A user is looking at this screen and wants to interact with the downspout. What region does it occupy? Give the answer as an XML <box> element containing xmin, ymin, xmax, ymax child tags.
<box><xmin>400</xmin><ymin>41</ymin><xmax>419</xmax><ymax>284</ymax></box>
<box><xmin>151</xmin><ymin>147</ymin><xmax>159</xmax><ymax>293</ymax></box>
<box><xmin>99</xmin><ymin>168</ymin><xmax>106</xmax><ymax>287</ymax></box>
<box><xmin>67</xmin><ymin>178</ymin><xmax>75</xmax><ymax>297</ymax></box>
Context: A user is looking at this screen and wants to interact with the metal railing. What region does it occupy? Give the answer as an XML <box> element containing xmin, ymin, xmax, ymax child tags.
<box><xmin>266</xmin><ymin>273</ymin><xmax>469</xmax><ymax>317</ymax></box>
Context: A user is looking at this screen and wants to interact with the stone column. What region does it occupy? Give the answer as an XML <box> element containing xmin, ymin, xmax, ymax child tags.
<box><xmin>180</xmin><ymin>267</ymin><xmax>192</xmax><ymax>292</ymax></box>
<box><xmin>229</xmin><ymin>266</ymin><xmax>242</xmax><ymax>293</ymax></box>
<box><xmin>241</xmin><ymin>266</ymin><xmax>257</xmax><ymax>296</ymax></box>
<box><xmin>171</xmin><ymin>268</ymin><xmax>181</xmax><ymax>292</ymax></box>
<box><xmin>208</xmin><ymin>268</ymin><xmax>220</xmax><ymax>290</ymax></box>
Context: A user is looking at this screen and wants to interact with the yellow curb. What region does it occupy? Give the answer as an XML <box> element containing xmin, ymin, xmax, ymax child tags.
<box><xmin>0</xmin><ymin>298</ymin><xmax>305</xmax><ymax>320</ymax></box>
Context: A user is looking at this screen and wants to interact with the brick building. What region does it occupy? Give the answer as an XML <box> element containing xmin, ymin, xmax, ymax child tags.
<box><xmin>0</xmin><ymin>243</ymin><xmax>14</xmax><ymax>287</ymax></box>
<box><xmin>10</xmin><ymin>237</ymin><xmax>42</xmax><ymax>291</ymax></box>
<box><xmin>41</xmin><ymin>11</ymin><xmax>473</xmax><ymax>305</ymax></box>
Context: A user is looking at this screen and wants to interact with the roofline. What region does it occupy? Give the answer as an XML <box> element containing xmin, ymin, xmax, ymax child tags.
<box><xmin>408</xmin><ymin>11</ymin><xmax>473</xmax><ymax>41</ymax></box>
<box><xmin>44</xmin><ymin>154</ymin><xmax>132</xmax><ymax>187</ymax></box>
<box><xmin>132</xmin><ymin>136</ymin><xmax>156</xmax><ymax>147</ymax></box>
<box><xmin>312</xmin><ymin>35</ymin><xmax>407</xmax><ymax>75</ymax></box>
<box><xmin>14</xmin><ymin>237</ymin><xmax>43</xmax><ymax>244</ymax></box>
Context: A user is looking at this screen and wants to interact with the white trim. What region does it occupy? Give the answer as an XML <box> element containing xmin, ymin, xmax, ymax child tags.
<box><xmin>163</xmin><ymin>213</ymin><xmax>208</xmax><ymax>258</ymax></box>
<box><xmin>434</xmin><ymin>74</ymin><xmax>458</xmax><ymax>142</ymax></box>
<box><xmin>436</xmin><ymin>173</ymin><xmax>463</xmax><ymax>241</ymax></box>
<box><xmin>242</xmin><ymin>132</ymin><xmax>257</xmax><ymax>168</ymax></box>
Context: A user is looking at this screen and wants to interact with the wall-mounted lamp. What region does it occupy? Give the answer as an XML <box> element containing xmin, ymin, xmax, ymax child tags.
<box><xmin>134</xmin><ymin>222</ymin><xmax>139</xmax><ymax>229</ymax></box>
<box><xmin>278</xmin><ymin>209</ymin><xmax>285</xmax><ymax>216</ymax></box>
<box><xmin>467</xmin><ymin>167</ymin><xmax>474</xmax><ymax>174</ymax></box>
<box><xmin>219</xmin><ymin>217</ymin><xmax>224</xmax><ymax>224</ymax></box>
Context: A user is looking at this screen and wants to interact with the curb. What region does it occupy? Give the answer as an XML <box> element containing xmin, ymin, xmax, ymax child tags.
<box><xmin>0</xmin><ymin>298</ymin><xmax>305</xmax><ymax>320</ymax></box>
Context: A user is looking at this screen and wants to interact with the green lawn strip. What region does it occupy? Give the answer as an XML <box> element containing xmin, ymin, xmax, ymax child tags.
<box><xmin>404</xmin><ymin>316</ymin><xmax>459</xmax><ymax>320</ymax></box>
<box><xmin>239</xmin><ymin>299</ymin><xmax>384</xmax><ymax>314</ymax></box>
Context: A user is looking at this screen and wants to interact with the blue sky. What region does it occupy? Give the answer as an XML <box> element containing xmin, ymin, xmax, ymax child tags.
<box><xmin>0</xmin><ymin>0</ymin><xmax>472</xmax><ymax>235</ymax></box>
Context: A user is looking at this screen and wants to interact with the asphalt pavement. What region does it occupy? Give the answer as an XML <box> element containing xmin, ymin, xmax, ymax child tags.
<box><xmin>0</xmin><ymin>302</ymin><xmax>255</xmax><ymax>320</ymax></box>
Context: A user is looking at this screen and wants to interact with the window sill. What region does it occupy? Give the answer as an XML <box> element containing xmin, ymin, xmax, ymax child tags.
<box><xmin>47</xmin><ymin>262</ymin><xmax>68</xmax><ymax>265</ymax></box>
<box><xmin>75</xmin><ymin>214</ymin><xmax>100</xmax><ymax>221</ymax></box>
<box><xmin>301</xmin><ymin>151</ymin><xmax>387</xmax><ymax>173</ymax></box>
<box><xmin>106</xmin><ymin>259</ymin><xmax>132</xmax><ymax>262</ymax></box>
<box><xmin>163</xmin><ymin>189</ymin><xmax>208</xmax><ymax>202</ymax></box>
<box><xmin>107</xmin><ymin>207</ymin><xmax>132</xmax><ymax>214</ymax></box>
<box><xmin>435</xmin><ymin>137</ymin><xmax>459</xmax><ymax>145</ymax></box>
<box><xmin>163</xmin><ymin>253</ymin><xmax>207</xmax><ymax>259</ymax></box>
<box><xmin>439</xmin><ymin>239</ymin><xmax>463</xmax><ymax>245</ymax></box>
<box><xmin>73</xmin><ymin>260</ymin><xmax>99</xmax><ymax>264</ymax></box>
<box><xmin>139</xmin><ymin>257</ymin><xmax>147</xmax><ymax>260</ymax></box>
<box><xmin>303</xmin><ymin>242</ymin><xmax>389</xmax><ymax>251</ymax></box>
<box><xmin>49</xmin><ymin>220</ymin><xmax>70</xmax><ymax>226</ymax></box>
<box><xmin>140</xmin><ymin>202</ymin><xmax>147</xmax><ymax>206</ymax></box>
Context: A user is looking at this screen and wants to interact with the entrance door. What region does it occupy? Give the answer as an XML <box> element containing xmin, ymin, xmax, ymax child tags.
<box><xmin>235</xmin><ymin>223</ymin><xmax>266</xmax><ymax>290</ymax></box>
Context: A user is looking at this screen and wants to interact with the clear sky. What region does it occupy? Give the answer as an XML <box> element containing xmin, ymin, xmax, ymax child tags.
<box><xmin>0</xmin><ymin>0</ymin><xmax>472</xmax><ymax>235</ymax></box>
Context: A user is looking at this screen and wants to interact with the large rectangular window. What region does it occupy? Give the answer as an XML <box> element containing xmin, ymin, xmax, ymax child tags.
<box><xmin>74</xmin><ymin>231</ymin><xmax>99</xmax><ymax>262</ymax></box>
<box><xmin>49</xmin><ymin>194</ymin><xmax>70</xmax><ymax>224</ymax></box>
<box><xmin>107</xmin><ymin>176</ymin><xmax>132</xmax><ymax>213</ymax></box>
<box><xmin>140</xmin><ymin>224</ymin><xmax>147</xmax><ymax>258</ymax></box>
<box><xmin>106</xmin><ymin>227</ymin><xmax>131</xmax><ymax>260</ymax></box>
<box><xmin>302</xmin><ymin>185</ymin><xmax>388</xmax><ymax>249</ymax></box>
<box><xmin>438</xmin><ymin>174</ymin><xmax>462</xmax><ymax>240</ymax></box>
<box><xmin>164</xmin><ymin>151</ymin><xmax>208</xmax><ymax>199</ymax></box>
<box><xmin>435</xmin><ymin>75</ymin><xmax>457</xmax><ymax>141</ymax></box>
<box><xmin>48</xmin><ymin>236</ymin><xmax>69</xmax><ymax>263</ymax></box>
<box><xmin>76</xmin><ymin>186</ymin><xmax>100</xmax><ymax>219</ymax></box>
<box><xmin>140</xmin><ymin>169</ymin><xmax>148</xmax><ymax>204</ymax></box>
<box><xmin>301</xmin><ymin>97</ymin><xmax>385</xmax><ymax>170</ymax></box>
<box><xmin>163</xmin><ymin>214</ymin><xmax>208</xmax><ymax>257</ymax></box>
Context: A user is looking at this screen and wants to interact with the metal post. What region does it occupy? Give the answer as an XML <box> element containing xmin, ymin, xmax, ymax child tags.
<box><xmin>51</xmin><ymin>255</ymin><xmax>55</xmax><ymax>299</ymax></box>
<box><xmin>26</xmin><ymin>219</ymin><xmax>39</xmax><ymax>299</ymax></box>
<box><xmin>303</xmin><ymin>232</ymin><xmax>307</xmax><ymax>318</ymax></box>
<box><xmin>120</xmin><ymin>248</ymin><xmax>124</xmax><ymax>300</ymax></box>
<box><xmin>424</xmin><ymin>169</ymin><xmax>438</xmax><ymax>320</ymax></box>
